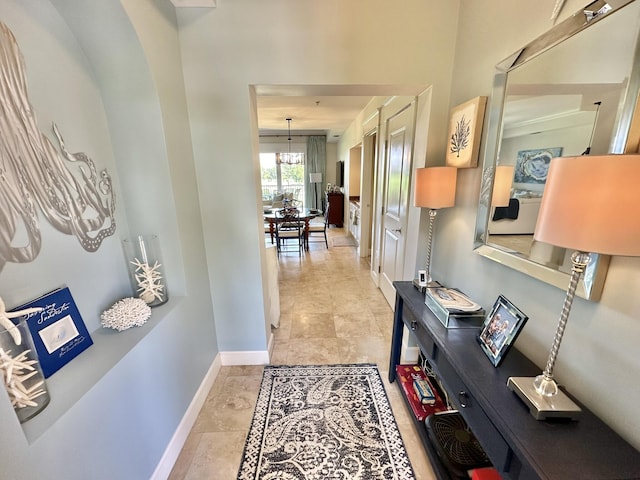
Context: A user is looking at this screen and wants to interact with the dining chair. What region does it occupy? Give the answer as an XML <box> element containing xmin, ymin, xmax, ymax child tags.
<box><xmin>264</xmin><ymin>222</ymin><xmax>274</xmax><ymax>244</ymax></box>
<box><xmin>275</xmin><ymin>207</ymin><xmax>304</xmax><ymax>256</ymax></box>
<box><xmin>306</xmin><ymin>214</ymin><xmax>328</xmax><ymax>248</ymax></box>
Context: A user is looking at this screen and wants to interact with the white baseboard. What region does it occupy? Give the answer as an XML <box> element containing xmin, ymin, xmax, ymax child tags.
<box><xmin>151</xmin><ymin>348</ymin><xmax>271</xmax><ymax>479</ymax></box>
<box><xmin>150</xmin><ymin>354</ymin><xmax>222</xmax><ymax>480</ymax></box>
<box><xmin>220</xmin><ymin>349</ymin><xmax>270</xmax><ymax>365</ymax></box>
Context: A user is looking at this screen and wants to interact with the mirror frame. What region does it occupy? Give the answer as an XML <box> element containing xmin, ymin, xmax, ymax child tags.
<box><xmin>474</xmin><ymin>0</ymin><xmax>640</xmax><ymax>301</ymax></box>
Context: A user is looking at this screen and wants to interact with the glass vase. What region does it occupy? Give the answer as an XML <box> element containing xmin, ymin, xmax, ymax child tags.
<box><xmin>122</xmin><ymin>235</ymin><xmax>169</xmax><ymax>307</ymax></box>
<box><xmin>0</xmin><ymin>318</ymin><xmax>50</xmax><ymax>423</ymax></box>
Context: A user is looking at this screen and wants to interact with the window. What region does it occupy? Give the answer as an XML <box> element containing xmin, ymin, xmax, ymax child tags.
<box><xmin>260</xmin><ymin>153</ymin><xmax>305</xmax><ymax>206</ymax></box>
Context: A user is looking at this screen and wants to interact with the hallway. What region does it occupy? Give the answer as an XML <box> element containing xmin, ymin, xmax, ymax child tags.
<box><xmin>169</xmin><ymin>227</ymin><xmax>436</xmax><ymax>479</ymax></box>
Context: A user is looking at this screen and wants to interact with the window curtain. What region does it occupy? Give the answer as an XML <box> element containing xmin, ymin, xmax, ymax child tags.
<box><xmin>305</xmin><ymin>136</ymin><xmax>326</xmax><ymax>211</ymax></box>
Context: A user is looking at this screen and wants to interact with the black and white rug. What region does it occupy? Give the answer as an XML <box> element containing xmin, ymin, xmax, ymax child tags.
<box><xmin>237</xmin><ymin>364</ymin><xmax>416</xmax><ymax>480</ymax></box>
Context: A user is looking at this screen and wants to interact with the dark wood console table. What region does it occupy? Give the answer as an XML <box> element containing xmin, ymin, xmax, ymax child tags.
<box><xmin>389</xmin><ymin>281</ymin><xmax>640</xmax><ymax>480</ymax></box>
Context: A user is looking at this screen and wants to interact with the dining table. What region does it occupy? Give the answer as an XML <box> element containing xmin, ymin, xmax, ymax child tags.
<box><xmin>264</xmin><ymin>208</ymin><xmax>322</xmax><ymax>250</ymax></box>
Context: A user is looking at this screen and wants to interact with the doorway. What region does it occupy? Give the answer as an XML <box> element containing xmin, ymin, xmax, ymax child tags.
<box><xmin>359</xmin><ymin>129</ymin><xmax>377</xmax><ymax>260</ymax></box>
<box><xmin>253</xmin><ymin>85</ymin><xmax>428</xmax><ymax>308</ymax></box>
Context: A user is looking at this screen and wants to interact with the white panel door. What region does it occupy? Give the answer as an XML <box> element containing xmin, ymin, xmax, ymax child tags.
<box><xmin>379</xmin><ymin>103</ymin><xmax>415</xmax><ymax>306</ymax></box>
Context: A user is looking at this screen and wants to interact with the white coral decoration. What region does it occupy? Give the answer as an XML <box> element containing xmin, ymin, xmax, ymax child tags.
<box><xmin>0</xmin><ymin>296</ymin><xmax>46</xmax><ymax>410</ymax></box>
<box><xmin>0</xmin><ymin>296</ymin><xmax>43</xmax><ymax>345</ymax></box>
<box><xmin>130</xmin><ymin>258</ymin><xmax>165</xmax><ymax>304</ymax></box>
<box><xmin>101</xmin><ymin>297</ymin><xmax>151</xmax><ymax>332</ymax></box>
<box><xmin>0</xmin><ymin>347</ymin><xmax>47</xmax><ymax>409</ymax></box>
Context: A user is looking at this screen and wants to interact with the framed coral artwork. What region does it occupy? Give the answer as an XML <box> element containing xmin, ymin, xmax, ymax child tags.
<box><xmin>445</xmin><ymin>96</ymin><xmax>487</xmax><ymax>168</ymax></box>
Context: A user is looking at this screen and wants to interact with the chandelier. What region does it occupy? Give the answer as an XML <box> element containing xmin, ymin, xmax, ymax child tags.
<box><xmin>276</xmin><ymin>118</ymin><xmax>304</xmax><ymax>165</ymax></box>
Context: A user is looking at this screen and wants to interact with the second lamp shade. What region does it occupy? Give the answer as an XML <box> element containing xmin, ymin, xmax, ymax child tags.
<box><xmin>414</xmin><ymin>167</ymin><xmax>457</xmax><ymax>209</ymax></box>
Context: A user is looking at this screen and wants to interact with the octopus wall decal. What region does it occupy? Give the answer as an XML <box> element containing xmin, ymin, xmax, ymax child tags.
<box><xmin>0</xmin><ymin>22</ymin><xmax>116</xmax><ymax>272</ymax></box>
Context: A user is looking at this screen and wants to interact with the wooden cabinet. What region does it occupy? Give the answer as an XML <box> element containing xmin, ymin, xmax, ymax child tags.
<box><xmin>389</xmin><ymin>281</ymin><xmax>640</xmax><ymax>480</ymax></box>
<box><xmin>325</xmin><ymin>192</ymin><xmax>344</xmax><ymax>227</ymax></box>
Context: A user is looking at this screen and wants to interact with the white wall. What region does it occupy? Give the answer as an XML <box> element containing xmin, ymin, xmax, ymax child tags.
<box><xmin>326</xmin><ymin>143</ymin><xmax>338</xmax><ymax>187</ymax></box>
<box><xmin>502</xmin><ymin>124</ymin><xmax>591</xmax><ymax>193</ymax></box>
<box><xmin>176</xmin><ymin>0</ymin><xmax>461</xmax><ymax>355</ymax></box>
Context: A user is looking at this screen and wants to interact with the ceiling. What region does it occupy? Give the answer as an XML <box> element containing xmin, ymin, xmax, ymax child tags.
<box><xmin>257</xmin><ymin>95</ymin><xmax>373</xmax><ymax>142</ymax></box>
<box><xmin>169</xmin><ymin>0</ymin><xmax>216</xmax><ymax>7</ymax></box>
<box><xmin>256</xmin><ymin>84</ymin><xmax>428</xmax><ymax>143</ymax></box>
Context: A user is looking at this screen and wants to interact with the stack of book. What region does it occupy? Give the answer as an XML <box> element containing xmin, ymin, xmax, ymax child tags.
<box><xmin>395</xmin><ymin>365</ymin><xmax>448</xmax><ymax>421</ymax></box>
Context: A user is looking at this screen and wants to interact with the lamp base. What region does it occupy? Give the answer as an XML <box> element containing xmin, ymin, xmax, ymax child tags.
<box><xmin>507</xmin><ymin>377</ymin><xmax>581</xmax><ymax>421</ymax></box>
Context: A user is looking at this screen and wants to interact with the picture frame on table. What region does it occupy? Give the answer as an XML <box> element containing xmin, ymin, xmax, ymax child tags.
<box><xmin>445</xmin><ymin>96</ymin><xmax>487</xmax><ymax>168</ymax></box>
<box><xmin>477</xmin><ymin>295</ymin><xmax>528</xmax><ymax>367</ymax></box>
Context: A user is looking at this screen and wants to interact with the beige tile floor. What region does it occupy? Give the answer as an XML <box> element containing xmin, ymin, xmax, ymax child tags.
<box><xmin>168</xmin><ymin>227</ymin><xmax>436</xmax><ymax>479</ymax></box>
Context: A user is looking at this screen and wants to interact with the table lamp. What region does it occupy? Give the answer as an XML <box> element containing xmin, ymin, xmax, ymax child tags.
<box><xmin>414</xmin><ymin>167</ymin><xmax>457</xmax><ymax>286</ymax></box>
<box><xmin>492</xmin><ymin>165</ymin><xmax>515</xmax><ymax>207</ymax></box>
<box><xmin>507</xmin><ymin>154</ymin><xmax>640</xmax><ymax>420</ymax></box>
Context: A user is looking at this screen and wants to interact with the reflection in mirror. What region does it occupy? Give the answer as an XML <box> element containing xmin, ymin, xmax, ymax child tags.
<box><xmin>474</xmin><ymin>0</ymin><xmax>640</xmax><ymax>300</ymax></box>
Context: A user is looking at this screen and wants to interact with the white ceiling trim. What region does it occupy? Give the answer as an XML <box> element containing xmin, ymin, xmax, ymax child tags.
<box><xmin>170</xmin><ymin>0</ymin><xmax>216</xmax><ymax>7</ymax></box>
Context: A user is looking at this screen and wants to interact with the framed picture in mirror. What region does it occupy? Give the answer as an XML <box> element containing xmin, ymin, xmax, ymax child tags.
<box><xmin>514</xmin><ymin>147</ymin><xmax>563</xmax><ymax>186</ymax></box>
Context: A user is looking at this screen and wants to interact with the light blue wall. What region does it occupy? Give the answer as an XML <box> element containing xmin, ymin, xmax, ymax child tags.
<box><xmin>175</xmin><ymin>0</ymin><xmax>461</xmax><ymax>354</ymax></box>
<box><xmin>1</xmin><ymin>1</ymin><xmax>638</xmax><ymax>478</ymax></box>
<box><xmin>175</xmin><ymin>0</ymin><xmax>640</xmax><ymax>452</ymax></box>
<box><xmin>433</xmin><ymin>0</ymin><xmax>640</xmax><ymax>450</ymax></box>
<box><xmin>0</xmin><ymin>0</ymin><xmax>130</xmax><ymax>320</ymax></box>
<box><xmin>0</xmin><ymin>1</ymin><xmax>218</xmax><ymax>478</ymax></box>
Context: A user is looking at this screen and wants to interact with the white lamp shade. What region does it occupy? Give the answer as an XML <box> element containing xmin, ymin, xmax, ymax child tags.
<box><xmin>534</xmin><ymin>154</ymin><xmax>640</xmax><ymax>256</ymax></box>
<box><xmin>309</xmin><ymin>173</ymin><xmax>322</xmax><ymax>183</ymax></box>
<box><xmin>492</xmin><ymin>165</ymin><xmax>515</xmax><ymax>207</ymax></box>
<box><xmin>414</xmin><ymin>167</ymin><xmax>457</xmax><ymax>209</ymax></box>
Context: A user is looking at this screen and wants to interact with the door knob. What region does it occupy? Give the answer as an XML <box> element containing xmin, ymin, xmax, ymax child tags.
<box><xmin>393</xmin><ymin>228</ymin><xmax>402</xmax><ymax>234</ymax></box>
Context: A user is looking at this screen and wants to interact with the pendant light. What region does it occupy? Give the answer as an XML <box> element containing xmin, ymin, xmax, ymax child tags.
<box><xmin>276</xmin><ymin>118</ymin><xmax>304</xmax><ymax>165</ymax></box>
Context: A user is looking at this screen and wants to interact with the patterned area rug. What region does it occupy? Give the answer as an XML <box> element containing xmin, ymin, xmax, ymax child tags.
<box><xmin>331</xmin><ymin>235</ymin><xmax>357</xmax><ymax>247</ymax></box>
<box><xmin>237</xmin><ymin>364</ymin><xmax>416</xmax><ymax>480</ymax></box>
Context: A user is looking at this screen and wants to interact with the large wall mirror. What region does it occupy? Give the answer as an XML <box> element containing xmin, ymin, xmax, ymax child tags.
<box><xmin>474</xmin><ymin>0</ymin><xmax>640</xmax><ymax>300</ymax></box>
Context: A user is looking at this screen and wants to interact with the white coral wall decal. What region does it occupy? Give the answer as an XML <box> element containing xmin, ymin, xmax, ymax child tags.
<box><xmin>0</xmin><ymin>22</ymin><xmax>116</xmax><ymax>272</ymax></box>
